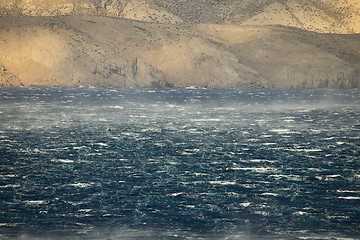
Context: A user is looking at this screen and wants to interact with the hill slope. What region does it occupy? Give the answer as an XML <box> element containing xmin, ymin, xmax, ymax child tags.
<box><xmin>0</xmin><ymin>1</ymin><xmax>359</xmax><ymax>88</ymax></box>
<box><xmin>1</xmin><ymin>16</ymin><xmax>359</xmax><ymax>88</ymax></box>
<box><xmin>1</xmin><ymin>0</ymin><xmax>359</xmax><ymax>33</ymax></box>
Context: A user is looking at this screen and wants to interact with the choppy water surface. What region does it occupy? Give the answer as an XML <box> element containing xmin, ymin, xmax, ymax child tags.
<box><xmin>0</xmin><ymin>88</ymin><xmax>359</xmax><ymax>240</ymax></box>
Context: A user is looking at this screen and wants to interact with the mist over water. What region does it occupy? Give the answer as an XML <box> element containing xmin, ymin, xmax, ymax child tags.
<box><xmin>0</xmin><ymin>88</ymin><xmax>359</xmax><ymax>240</ymax></box>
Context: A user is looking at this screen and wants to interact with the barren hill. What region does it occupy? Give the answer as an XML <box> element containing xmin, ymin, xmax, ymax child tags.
<box><xmin>1</xmin><ymin>0</ymin><xmax>359</xmax><ymax>33</ymax></box>
<box><xmin>0</xmin><ymin>0</ymin><xmax>359</xmax><ymax>88</ymax></box>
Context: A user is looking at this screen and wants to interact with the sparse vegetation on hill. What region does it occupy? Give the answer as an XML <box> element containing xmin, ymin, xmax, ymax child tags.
<box><xmin>0</xmin><ymin>0</ymin><xmax>359</xmax><ymax>88</ymax></box>
<box><xmin>1</xmin><ymin>0</ymin><xmax>359</xmax><ymax>33</ymax></box>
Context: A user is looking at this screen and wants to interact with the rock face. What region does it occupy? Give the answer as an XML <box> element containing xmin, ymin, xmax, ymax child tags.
<box><xmin>0</xmin><ymin>0</ymin><xmax>359</xmax><ymax>88</ymax></box>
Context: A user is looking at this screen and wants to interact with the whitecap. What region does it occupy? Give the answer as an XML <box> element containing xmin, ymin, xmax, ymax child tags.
<box><xmin>168</xmin><ymin>192</ymin><xmax>186</xmax><ymax>197</ymax></box>
<box><xmin>184</xmin><ymin>205</ymin><xmax>196</xmax><ymax>208</ymax></box>
<box><xmin>94</xmin><ymin>142</ymin><xmax>108</xmax><ymax>147</ymax></box>
<box><xmin>0</xmin><ymin>174</ymin><xmax>17</xmax><ymax>179</ymax></box>
<box><xmin>243</xmin><ymin>159</ymin><xmax>277</xmax><ymax>163</ymax></box>
<box><xmin>240</xmin><ymin>202</ymin><xmax>251</xmax><ymax>207</ymax></box>
<box><xmin>337</xmin><ymin>190</ymin><xmax>360</xmax><ymax>193</ymax></box>
<box><xmin>283</xmin><ymin>119</ymin><xmax>295</xmax><ymax>123</ymax></box>
<box><xmin>310</xmin><ymin>129</ymin><xmax>322</xmax><ymax>133</ymax></box>
<box><xmin>307</xmin><ymin>168</ymin><xmax>322</xmax><ymax>172</ymax></box>
<box><xmin>190</xmin><ymin>118</ymin><xmax>222</xmax><ymax>122</ymax></box>
<box><xmin>293</xmin><ymin>211</ymin><xmax>308</xmax><ymax>216</ymax></box>
<box><xmin>227</xmin><ymin>192</ymin><xmax>240</xmax><ymax>196</ymax></box>
<box><xmin>261</xmin><ymin>192</ymin><xmax>279</xmax><ymax>197</ymax></box>
<box><xmin>231</xmin><ymin>167</ymin><xmax>277</xmax><ymax>173</ymax></box>
<box><xmin>240</xmin><ymin>184</ymin><xmax>257</xmax><ymax>188</ymax></box>
<box><xmin>303</xmin><ymin>148</ymin><xmax>323</xmax><ymax>152</ymax></box>
<box><xmin>141</xmin><ymin>127</ymin><xmax>161</xmax><ymax>133</ymax></box>
<box><xmin>193</xmin><ymin>172</ymin><xmax>208</xmax><ymax>176</ymax></box>
<box><xmin>78</xmin><ymin>209</ymin><xmax>93</xmax><ymax>212</ymax></box>
<box><xmin>209</xmin><ymin>181</ymin><xmax>237</xmax><ymax>185</ymax></box>
<box><xmin>109</xmin><ymin>105</ymin><xmax>124</xmax><ymax>109</ymax></box>
<box><xmin>262</xmin><ymin>142</ymin><xmax>277</xmax><ymax>146</ymax></box>
<box><xmin>269</xmin><ymin>129</ymin><xmax>292</xmax><ymax>134</ymax></box>
<box><xmin>24</xmin><ymin>200</ymin><xmax>47</xmax><ymax>205</ymax></box>
<box><xmin>68</xmin><ymin>182</ymin><xmax>94</xmax><ymax>188</ymax></box>
<box><xmin>269</xmin><ymin>174</ymin><xmax>302</xmax><ymax>181</ymax></box>
<box><xmin>316</xmin><ymin>175</ymin><xmax>342</xmax><ymax>181</ymax></box>
<box><xmin>66</xmin><ymin>201</ymin><xmax>86</xmax><ymax>206</ymax></box>
<box><xmin>254</xmin><ymin>211</ymin><xmax>271</xmax><ymax>216</ymax></box>
<box><xmin>181</xmin><ymin>149</ymin><xmax>200</xmax><ymax>155</ymax></box>
<box><xmin>324</xmin><ymin>137</ymin><xmax>335</xmax><ymax>140</ymax></box>
<box><xmin>326</xmin><ymin>174</ymin><xmax>341</xmax><ymax>178</ymax></box>
<box><xmin>291</xmin><ymin>148</ymin><xmax>323</xmax><ymax>152</ymax></box>
<box><xmin>338</xmin><ymin>196</ymin><xmax>360</xmax><ymax>200</ymax></box>
<box><xmin>51</xmin><ymin>159</ymin><xmax>74</xmax><ymax>163</ymax></box>
<box><xmin>0</xmin><ymin>223</ymin><xmax>19</xmax><ymax>227</ymax></box>
<box><xmin>0</xmin><ymin>184</ymin><xmax>20</xmax><ymax>188</ymax></box>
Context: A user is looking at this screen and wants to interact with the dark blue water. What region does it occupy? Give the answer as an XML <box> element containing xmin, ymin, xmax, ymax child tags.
<box><xmin>0</xmin><ymin>88</ymin><xmax>359</xmax><ymax>239</ymax></box>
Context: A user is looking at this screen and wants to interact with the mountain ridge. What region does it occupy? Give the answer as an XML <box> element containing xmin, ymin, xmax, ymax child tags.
<box><xmin>1</xmin><ymin>0</ymin><xmax>359</xmax><ymax>33</ymax></box>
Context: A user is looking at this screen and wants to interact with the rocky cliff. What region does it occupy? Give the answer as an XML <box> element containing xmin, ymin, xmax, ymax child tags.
<box><xmin>0</xmin><ymin>0</ymin><xmax>359</xmax><ymax>88</ymax></box>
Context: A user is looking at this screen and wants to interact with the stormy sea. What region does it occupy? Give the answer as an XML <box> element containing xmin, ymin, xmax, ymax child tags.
<box><xmin>0</xmin><ymin>88</ymin><xmax>359</xmax><ymax>240</ymax></box>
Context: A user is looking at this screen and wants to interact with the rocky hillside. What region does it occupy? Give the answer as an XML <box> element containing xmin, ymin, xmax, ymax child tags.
<box><xmin>1</xmin><ymin>0</ymin><xmax>359</xmax><ymax>33</ymax></box>
<box><xmin>0</xmin><ymin>0</ymin><xmax>359</xmax><ymax>88</ymax></box>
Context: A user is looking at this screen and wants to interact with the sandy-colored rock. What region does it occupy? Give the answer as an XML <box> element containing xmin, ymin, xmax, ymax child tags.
<box><xmin>0</xmin><ymin>0</ymin><xmax>359</xmax><ymax>88</ymax></box>
<box><xmin>1</xmin><ymin>0</ymin><xmax>359</xmax><ymax>33</ymax></box>
<box><xmin>0</xmin><ymin>16</ymin><xmax>359</xmax><ymax>88</ymax></box>
<box><xmin>121</xmin><ymin>0</ymin><xmax>184</xmax><ymax>24</ymax></box>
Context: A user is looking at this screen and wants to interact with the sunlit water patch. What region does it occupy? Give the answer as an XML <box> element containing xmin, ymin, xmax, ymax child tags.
<box><xmin>0</xmin><ymin>88</ymin><xmax>359</xmax><ymax>239</ymax></box>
